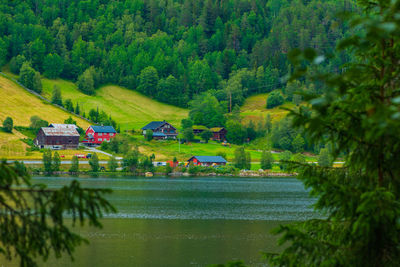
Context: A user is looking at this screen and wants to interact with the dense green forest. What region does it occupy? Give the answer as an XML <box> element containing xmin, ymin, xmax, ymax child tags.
<box><xmin>0</xmin><ymin>0</ymin><xmax>353</xmax><ymax>107</ymax></box>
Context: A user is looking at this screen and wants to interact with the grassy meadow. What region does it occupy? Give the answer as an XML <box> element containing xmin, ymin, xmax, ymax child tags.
<box><xmin>41</xmin><ymin>79</ymin><xmax>188</xmax><ymax>130</ymax></box>
<box><xmin>240</xmin><ymin>93</ymin><xmax>295</xmax><ymax>124</ymax></box>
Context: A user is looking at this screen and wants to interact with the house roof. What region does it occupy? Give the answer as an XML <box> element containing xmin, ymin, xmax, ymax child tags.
<box><xmin>192</xmin><ymin>125</ymin><xmax>209</xmax><ymax>130</ymax></box>
<box><xmin>49</xmin><ymin>124</ymin><xmax>78</xmax><ymax>129</ymax></box>
<box><xmin>188</xmin><ymin>156</ymin><xmax>227</xmax><ymax>163</ymax></box>
<box><xmin>210</xmin><ymin>127</ymin><xmax>225</xmax><ymax>132</ymax></box>
<box><xmin>152</xmin><ymin>132</ymin><xmax>166</xmax><ymax>137</ymax></box>
<box><xmin>90</xmin><ymin>125</ymin><xmax>116</xmax><ymax>133</ymax></box>
<box><xmin>142</xmin><ymin>121</ymin><xmax>167</xmax><ymax>130</ymax></box>
<box><xmin>41</xmin><ymin>127</ymin><xmax>80</xmax><ymax>137</ymax></box>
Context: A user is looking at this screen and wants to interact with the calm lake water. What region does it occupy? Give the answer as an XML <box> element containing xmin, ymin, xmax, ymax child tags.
<box><xmin>7</xmin><ymin>176</ymin><xmax>315</xmax><ymax>267</ymax></box>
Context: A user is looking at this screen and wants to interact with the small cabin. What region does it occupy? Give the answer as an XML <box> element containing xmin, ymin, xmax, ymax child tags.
<box><xmin>34</xmin><ymin>124</ymin><xmax>80</xmax><ymax>149</ymax></box>
<box><xmin>141</xmin><ymin>121</ymin><xmax>178</xmax><ymax>140</ymax></box>
<box><xmin>82</xmin><ymin>125</ymin><xmax>117</xmax><ymax>145</ymax></box>
<box><xmin>210</xmin><ymin>127</ymin><xmax>227</xmax><ymax>141</ymax></box>
<box><xmin>187</xmin><ymin>156</ymin><xmax>227</xmax><ymax>167</ymax></box>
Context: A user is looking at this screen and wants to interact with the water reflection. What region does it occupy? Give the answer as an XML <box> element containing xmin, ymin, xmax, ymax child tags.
<box><xmin>7</xmin><ymin>177</ymin><xmax>315</xmax><ymax>266</ymax></box>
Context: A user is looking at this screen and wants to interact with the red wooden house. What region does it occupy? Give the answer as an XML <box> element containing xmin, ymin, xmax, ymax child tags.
<box><xmin>82</xmin><ymin>125</ymin><xmax>117</xmax><ymax>145</ymax></box>
<box><xmin>187</xmin><ymin>156</ymin><xmax>227</xmax><ymax>167</ymax></box>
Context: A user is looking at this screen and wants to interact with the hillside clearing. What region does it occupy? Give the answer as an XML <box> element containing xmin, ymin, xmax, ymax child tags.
<box><xmin>240</xmin><ymin>93</ymin><xmax>295</xmax><ymax>124</ymax></box>
<box><xmin>0</xmin><ymin>75</ymin><xmax>90</xmax><ymax>129</ymax></box>
<box><xmin>42</xmin><ymin>79</ymin><xmax>188</xmax><ymax>130</ymax></box>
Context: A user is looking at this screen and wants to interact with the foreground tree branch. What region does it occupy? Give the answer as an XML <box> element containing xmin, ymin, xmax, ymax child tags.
<box><xmin>0</xmin><ymin>161</ymin><xmax>116</xmax><ymax>267</ymax></box>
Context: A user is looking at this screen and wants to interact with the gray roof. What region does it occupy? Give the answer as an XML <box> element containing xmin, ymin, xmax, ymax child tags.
<box><xmin>90</xmin><ymin>125</ymin><xmax>116</xmax><ymax>133</ymax></box>
<box><xmin>49</xmin><ymin>124</ymin><xmax>78</xmax><ymax>129</ymax></box>
<box><xmin>189</xmin><ymin>156</ymin><xmax>227</xmax><ymax>163</ymax></box>
<box><xmin>41</xmin><ymin>127</ymin><xmax>80</xmax><ymax>137</ymax></box>
<box><xmin>142</xmin><ymin>121</ymin><xmax>166</xmax><ymax>130</ymax></box>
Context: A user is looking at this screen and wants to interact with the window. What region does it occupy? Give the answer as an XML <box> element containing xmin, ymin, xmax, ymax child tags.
<box><xmin>110</xmin><ymin>133</ymin><xmax>113</xmax><ymax>136</ymax></box>
<box><xmin>98</xmin><ymin>138</ymin><xmax>102</xmax><ymax>141</ymax></box>
<box><xmin>98</xmin><ymin>133</ymin><xmax>102</xmax><ymax>136</ymax></box>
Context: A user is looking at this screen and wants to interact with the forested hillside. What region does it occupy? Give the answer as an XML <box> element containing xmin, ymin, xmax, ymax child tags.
<box><xmin>0</xmin><ymin>0</ymin><xmax>353</xmax><ymax>107</ymax></box>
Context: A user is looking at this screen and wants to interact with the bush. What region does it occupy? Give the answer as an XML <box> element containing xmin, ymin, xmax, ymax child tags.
<box><xmin>2</xmin><ymin>117</ymin><xmax>13</xmax><ymax>133</ymax></box>
<box><xmin>145</xmin><ymin>130</ymin><xmax>153</xmax><ymax>141</ymax></box>
<box><xmin>266</xmin><ymin>90</ymin><xmax>284</xmax><ymax>109</ymax></box>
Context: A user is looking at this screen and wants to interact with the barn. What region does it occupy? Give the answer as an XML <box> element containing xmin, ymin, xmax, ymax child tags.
<box><xmin>187</xmin><ymin>156</ymin><xmax>227</xmax><ymax>166</ymax></box>
<box><xmin>34</xmin><ymin>124</ymin><xmax>80</xmax><ymax>149</ymax></box>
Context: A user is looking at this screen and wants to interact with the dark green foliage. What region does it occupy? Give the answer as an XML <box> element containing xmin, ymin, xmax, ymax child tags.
<box><xmin>53</xmin><ymin>151</ymin><xmax>61</xmax><ymax>172</ymax></box>
<box><xmin>89</xmin><ymin>153</ymin><xmax>99</xmax><ymax>172</ymax></box>
<box><xmin>181</xmin><ymin>119</ymin><xmax>193</xmax><ymax>130</ymax></box>
<box><xmin>43</xmin><ymin>53</ymin><xmax>63</xmax><ymax>78</ymax></box>
<box><xmin>145</xmin><ymin>130</ymin><xmax>153</xmax><ymax>141</ymax></box>
<box><xmin>2</xmin><ymin>117</ymin><xmax>13</xmax><ymax>133</ymax></box>
<box><xmin>77</xmin><ymin>68</ymin><xmax>95</xmax><ymax>95</ymax></box>
<box><xmin>317</xmin><ymin>148</ymin><xmax>331</xmax><ymax>167</ymax></box>
<box><xmin>200</xmin><ymin>129</ymin><xmax>212</xmax><ymax>143</ymax></box>
<box><xmin>137</xmin><ymin>66</ymin><xmax>158</xmax><ymax>96</ymax></box>
<box><xmin>75</xmin><ymin>103</ymin><xmax>80</xmax><ymax>115</ymax></box>
<box><xmin>51</xmin><ymin>85</ymin><xmax>63</xmax><ymax>106</ymax></box>
<box><xmin>19</xmin><ymin>62</ymin><xmax>42</xmax><ymax>93</ymax></box>
<box><xmin>267</xmin><ymin>2</ymin><xmax>400</xmax><ymax>266</ymax></box>
<box><xmin>189</xmin><ymin>93</ymin><xmax>225</xmax><ymax>128</ymax></box>
<box><xmin>108</xmin><ymin>156</ymin><xmax>118</xmax><ymax>172</ymax></box>
<box><xmin>183</xmin><ymin>127</ymin><xmax>194</xmax><ymax>142</ymax></box>
<box><xmin>30</xmin><ymin>116</ymin><xmax>48</xmax><ymax>132</ymax></box>
<box><xmin>291</xmin><ymin>134</ymin><xmax>305</xmax><ymax>153</ymax></box>
<box><xmin>279</xmin><ymin>150</ymin><xmax>292</xmax><ymax>171</ymax></box>
<box><xmin>9</xmin><ymin>55</ymin><xmax>26</xmax><ymax>74</ymax></box>
<box><xmin>0</xmin><ymin>161</ymin><xmax>115</xmax><ymax>267</ymax></box>
<box><xmin>0</xmin><ymin>0</ymin><xmax>348</xmax><ymax>107</ymax></box>
<box><xmin>69</xmin><ymin>156</ymin><xmax>79</xmax><ymax>173</ymax></box>
<box><xmin>226</xmin><ymin>120</ymin><xmax>246</xmax><ymax>145</ymax></box>
<box><xmin>245</xmin><ymin>121</ymin><xmax>257</xmax><ymax>142</ymax></box>
<box><xmin>123</xmin><ymin>146</ymin><xmax>140</xmax><ymax>173</ymax></box>
<box><xmin>261</xmin><ymin>150</ymin><xmax>273</xmax><ymax>170</ymax></box>
<box><xmin>42</xmin><ymin>150</ymin><xmax>52</xmax><ymax>174</ymax></box>
<box><xmin>266</xmin><ymin>90</ymin><xmax>284</xmax><ymax>109</ymax></box>
<box><xmin>64</xmin><ymin>99</ymin><xmax>74</xmax><ymax>112</ymax></box>
<box><xmin>233</xmin><ymin>147</ymin><xmax>249</xmax><ymax>170</ymax></box>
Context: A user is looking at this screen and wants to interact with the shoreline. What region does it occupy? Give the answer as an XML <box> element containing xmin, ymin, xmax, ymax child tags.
<box><xmin>31</xmin><ymin>170</ymin><xmax>297</xmax><ymax>178</ymax></box>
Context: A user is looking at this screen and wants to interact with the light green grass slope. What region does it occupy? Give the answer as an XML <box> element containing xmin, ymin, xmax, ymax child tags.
<box><xmin>240</xmin><ymin>93</ymin><xmax>295</xmax><ymax>124</ymax></box>
<box><xmin>42</xmin><ymin>79</ymin><xmax>188</xmax><ymax>130</ymax></box>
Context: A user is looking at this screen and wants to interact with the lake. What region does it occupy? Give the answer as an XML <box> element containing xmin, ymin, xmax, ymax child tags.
<box><xmin>7</xmin><ymin>176</ymin><xmax>315</xmax><ymax>267</ymax></box>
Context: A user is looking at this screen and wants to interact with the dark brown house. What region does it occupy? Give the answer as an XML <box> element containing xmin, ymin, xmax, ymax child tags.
<box><xmin>141</xmin><ymin>121</ymin><xmax>178</xmax><ymax>140</ymax></box>
<box><xmin>34</xmin><ymin>124</ymin><xmax>80</xmax><ymax>149</ymax></box>
<box><xmin>210</xmin><ymin>127</ymin><xmax>227</xmax><ymax>141</ymax></box>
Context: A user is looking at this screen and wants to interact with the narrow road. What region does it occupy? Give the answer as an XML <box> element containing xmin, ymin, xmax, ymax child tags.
<box><xmin>84</xmin><ymin>147</ymin><xmax>123</xmax><ymax>159</ymax></box>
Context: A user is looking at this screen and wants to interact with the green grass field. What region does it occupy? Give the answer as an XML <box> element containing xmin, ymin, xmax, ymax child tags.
<box><xmin>41</xmin><ymin>79</ymin><xmax>188</xmax><ymax>130</ymax></box>
<box><xmin>240</xmin><ymin>93</ymin><xmax>295</xmax><ymax>124</ymax></box>
<box><xmin>0</xmin><ymin>74</ymin><xmax>93</xmax><ymax>159</ymax></box>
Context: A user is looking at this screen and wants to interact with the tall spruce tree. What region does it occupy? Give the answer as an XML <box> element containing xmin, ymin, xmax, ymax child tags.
<box><xmin>267</xmin><ymin>1</ymin><xmax>400</xmax><ymax>266</ymax></box>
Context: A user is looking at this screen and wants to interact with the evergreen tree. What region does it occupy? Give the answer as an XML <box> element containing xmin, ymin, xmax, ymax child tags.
<box><xmin>291</xmin><ymin>134</ymin><xmax>305</xmax><ymax>153</ymax></box>
<box><xmin>69</xmin><ymin>156</ymin><xmax>79</xmax><ymax>173</ymax></box>
<box><xmin>0</xmin><ymin>161</ymin><xmax>114</xmax><ymax>267</ymax></box>
<box><xmin>51</xmin><ymin>85</ymin><xmax>63</xmax><ymax>106</ymax></box>
<box><xmin>89</xmin><ymin>153</ymin><xmax>99</xmax><ymax>172</ymax></box>
<box><xmin>53</xmin><ymin>151</ymin><xmax>61</xmax><ymax>172</ymax></box>
<box><xmin>261</xmin><ymin>150</ymin><xmax>274</xmax><ymax>170</ymax></box>
<box><xmin>43</xmin><ymin>150</ymin><xmax>52</xmax><ymax>174</ymax></box>
<box><xmin>268</xmin><ymin>2</ymin><xmax>400</xmax><ymax>266</ymax></box>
